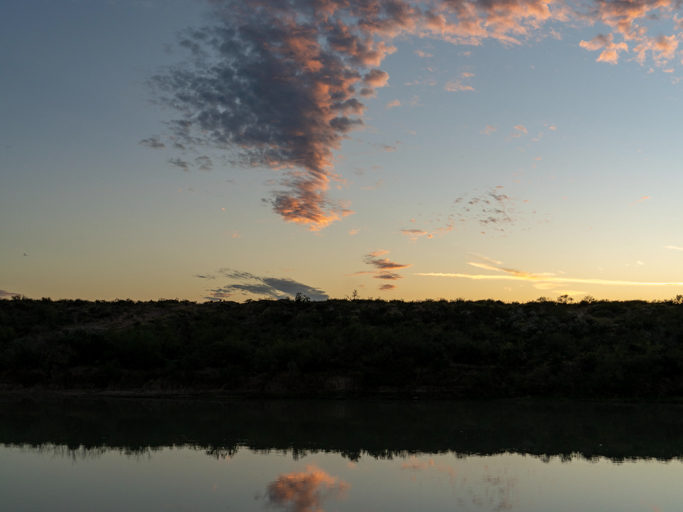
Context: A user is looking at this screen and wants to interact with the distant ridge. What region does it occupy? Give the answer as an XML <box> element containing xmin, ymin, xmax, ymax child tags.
<box><xmin>2</xmin><ymin>297</ymin><xmax>683</xmax><ymax>398</ymax></box>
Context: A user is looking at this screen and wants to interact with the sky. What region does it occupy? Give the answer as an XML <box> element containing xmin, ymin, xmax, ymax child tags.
<box><xmin>2</xmin><ymin>0</ymin><xmax>683</xmax><ymax>303</ymax></box>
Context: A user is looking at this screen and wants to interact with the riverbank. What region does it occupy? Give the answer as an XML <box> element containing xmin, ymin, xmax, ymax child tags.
<box><xmin>2</xmin><ymin>297</ymin><xmax>683</xmax><ymax>398</ymax></box>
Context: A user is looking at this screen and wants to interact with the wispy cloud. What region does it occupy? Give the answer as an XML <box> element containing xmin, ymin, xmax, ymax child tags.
<box><xmin>453</xmin><ymin>187</ymin><xmax>530</xmax><ymax>234</ymax></box>
<box><xmin>469</xmin><ymin>253</ymin><xmax>503</xmax><ymax>266</ymax></box>
<box><xmin>139</xmin><ymin>137</ymin><xmax>165</xmax><ymax>149</ymax></box>
<box><xmin>202</xmin><ymin>269</ymin><xmax>328</xmax><ymax>301</ymax></box>
<box><xmin>361</xmin><ymin>250</ymin><xmax>411</xmax><ymax>289</ymax></box>
<box><xmin>467</xmin><ymin>260</ymin><xmax>554</xmax><ymax>279</ymax></box>
<box><xmin>400</xmin><ymin>215</ymin><xmax>455</xmax><ymax>241</ymax></box>
<box><xmin>400</xmin><ymin>228</ymin><xmax>433</xmax><ymax>241</ymax></box>
<box><xmin>376</xmin><ymin>272</ymin><xmax>403</xmax><ymax>280</ymax></box>
<box><xmin>444</xmin><ymin>72</ymin><xmax>475</xmax><ymax>92</ymax></box>
<box><xmin>386</xmin><ymin>99</ymin><xmax>402</xmax><ymax>109</ymax></box>
<box><xmin>168</xmin><ymin>157</ymin><xmax>190</xmax><ymax>171</ymax></box>
<box><xmin>404</xmin><ymin>77</ymin><xmax>437</xmax><ymax>87</ymax></box>
<box><xmin>195</xmin><ymin>155</ymin><xmax>213</xmax><ymax>171</ymax></box>
<box><xmin>444</xmin><ymin>80</ymin><xmax>474</xmax><ymax>92</ymax></box>
<box><xmin>481</xmin><ymin>125</ymin><xmax>497</xmax><ymax>135</ymax></box>
<box><xmin>418</xmin><ymin>258</ymin><xmax>683</xmax><ymax>288</ymax></box>
<box><xmin>364</xmin><ymin>250</ymin><xmax>411</xmax><ymax>271</ymax></box>
<box><xmin>511</xmin><ymin>124</ymin><xmax>528</xmax><ymax>137</ymax></box>
<box><xmin>665</xmin><ymin>245</ymin><xmax>683</xmax><ymax>252</ymax></box>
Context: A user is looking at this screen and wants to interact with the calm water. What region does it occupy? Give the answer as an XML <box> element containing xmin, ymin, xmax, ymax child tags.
<box><xmin>1</xmin><ymin>397</ymin><xmax>683</xmax><ymax>511</ymax></box>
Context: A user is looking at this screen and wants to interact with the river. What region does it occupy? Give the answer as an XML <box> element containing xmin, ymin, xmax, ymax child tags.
<box><xmin>1</xmin><ymin>397</ymin><xmax>682</xmax><ymax>511</ymax></box>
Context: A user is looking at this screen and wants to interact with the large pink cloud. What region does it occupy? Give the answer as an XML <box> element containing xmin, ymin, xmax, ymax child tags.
<box><xmin>582</xmin><ymin>0</ymin><xmax>680</xmax><ymax>66</ymax></box>
<box><xmin>151</xmin><ymin>0</ymin><xmax>683</xmax><ymax>230</ymax></box>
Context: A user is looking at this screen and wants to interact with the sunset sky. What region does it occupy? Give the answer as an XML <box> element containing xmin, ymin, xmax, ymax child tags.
<box><xmin>2</xmin><ymin>0</ymin><xmax>683</xmax><ymax>302</ymax></box>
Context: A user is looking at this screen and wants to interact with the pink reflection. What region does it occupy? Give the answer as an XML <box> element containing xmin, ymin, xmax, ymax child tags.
<box><xmin>266</xmin><ymin>465</ymin><xmax>349</xmax><ymax>512</ymax></box>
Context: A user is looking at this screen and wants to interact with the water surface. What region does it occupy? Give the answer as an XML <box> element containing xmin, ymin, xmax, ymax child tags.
<box><xmin>1</xmin><ymin>397</ymin><xmax>682</xmax><ymax>511</ymax></box>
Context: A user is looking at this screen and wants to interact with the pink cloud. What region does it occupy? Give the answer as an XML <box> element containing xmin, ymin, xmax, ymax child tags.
<box><xmin>632</xmin><ymin>195</ymin><xmax>651</xmax><ymax>204</ymax></box>
<box><xmin>401</xmin><ymin>228</ymin><xmax>434</xmax><ymax>240</ymax></box>
<box><xmin>444</xmin><ymin>80</ymin><xmax>474</xmax><ymax>92</ymax></box>
<box><xmin>580</xmin><ymin>33</ymin><xmax>629</xmax><ymax>64</ymax></box>
<box><xmin>591</xmin><ymin>0</ymin><xmax>674</xmax><ymax>40</ymax></box>
<box><xmin>581</xmin><ymin>0</ymin><xmax>679</xmax><ymax>67</ymax></box>
<box><xmin>512</xmin><ymin>124</ymin><xmax>528</xmax><ymax>137</ymax></box>
<box><xmin>153</xmin><ymin>0</ymin><xmax>681</xmax><ymax>233</ymax></box>
<box><xmin>633</xmin><ymin>34</ymin><xmax>678</xmax><ymax>66</ymax></box>
<box><xmin>364</xmin><ymin>68</ymin><xmax>390</xmax><ymax>88</ymax></box>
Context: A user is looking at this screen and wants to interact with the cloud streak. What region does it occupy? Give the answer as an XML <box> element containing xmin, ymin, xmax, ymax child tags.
<box><xmin>364</xmin><ymin>250</ymin><xmax>411</xmax><ymax>271</ymax></box>
<box><xmin>400</xmin><ymin>228</ymin><xmax>434</xmax><ymax>240</ymax></box>
<box><xmin>360</xmin><ymin>250</ymin><xmax>411</xmax><ymax>289</ymax></box>
<box><xmin>418</xmin><ymin>258</ymin><xmax>683</xmax><ymax>287</ymax></box>
<box><xmin>418</xmin><ymin>271</ymin><xmax>683</xmax><ymax>286</ymax></box>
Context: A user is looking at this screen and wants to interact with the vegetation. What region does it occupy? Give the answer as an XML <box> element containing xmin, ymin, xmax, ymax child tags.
<box><xmin>2</xmin><ymin>296</ymin><xmax>683</xmax><ymax>398</ymax></box>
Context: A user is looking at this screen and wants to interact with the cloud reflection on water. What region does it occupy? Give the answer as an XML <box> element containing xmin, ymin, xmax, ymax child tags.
<box><xmin>401</xmin><ymin>456</ymin><xmax>516</xmax><ymax>511</ymax></box>
<box><xmin>266</xmin><ymin>465</ymin><xmax>349</xmax><ymax>512</ymax></box>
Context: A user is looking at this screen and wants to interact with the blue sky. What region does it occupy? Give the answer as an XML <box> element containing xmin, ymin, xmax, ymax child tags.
<box><xmin>2</xmin><ymin>0</ymin><xmax>683</xmax><ymax>302</ymax></box>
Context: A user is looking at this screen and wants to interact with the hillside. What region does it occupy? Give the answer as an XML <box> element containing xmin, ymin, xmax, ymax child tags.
<box><xmin>2</xmin><ymin>297</ymin><xmax>683</xmax><ymax>398</ymax></box>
